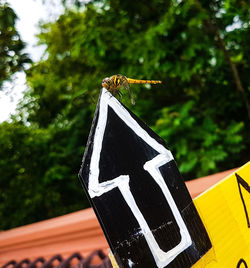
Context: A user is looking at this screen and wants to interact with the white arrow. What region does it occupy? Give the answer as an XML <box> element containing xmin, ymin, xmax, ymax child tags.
<box><xmin>88</xmin><ymin>89</ymin><xmax>192</xmax><ymax>267</ymax></box>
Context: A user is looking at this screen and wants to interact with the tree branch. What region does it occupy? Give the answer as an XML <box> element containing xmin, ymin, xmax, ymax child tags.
<box><xmin>214</xmin><ymin>28</ymin><xmax>250</xmax><ymax>119</ymax></box>
<box><xmin>195</xmin><ymin>0</ymin><xmax>250</xmax><ymax>119</ymax></box>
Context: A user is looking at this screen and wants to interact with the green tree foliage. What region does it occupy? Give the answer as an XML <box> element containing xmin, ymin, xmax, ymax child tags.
<box><xmin>0</xmin><ymin>0</ymin><xmax>249</xmax><ymax>229</ymax></box>
<box><xmin>0</xmin><ymin>2</ymin><xmax>30</xmax><ymax>87</ymax></box>
<box><xmin>25</xmin><ymin>0</ymin><xmax>249</xmax><ymax>173</ymax></box>
<box><xmin>0</xmin><ymin>121</ymin><xmax>90</xmax><ymax>230</ymax></box>
<box><xmin>154</xmin><ymin>101</ymin><xmax>245</xmax><ymax>177</ymax></box>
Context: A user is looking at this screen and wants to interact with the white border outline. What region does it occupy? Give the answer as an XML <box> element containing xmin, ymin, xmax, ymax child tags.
<box><xmin>88</xmin><ymin>89</ymin><xmax>192</xmax><ymax>267</ymax></box>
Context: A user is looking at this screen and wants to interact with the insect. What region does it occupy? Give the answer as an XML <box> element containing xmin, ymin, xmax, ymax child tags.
<box><xmin>102</xmin><ymin>74</ymin><xmax>162</xmax><ymax>105</ymax></box>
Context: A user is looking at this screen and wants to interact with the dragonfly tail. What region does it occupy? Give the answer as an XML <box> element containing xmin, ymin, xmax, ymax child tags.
<box><xmin>127</xmin><ymin>78</ymin><xmax>162</xmax><ymax>85</ymax></box>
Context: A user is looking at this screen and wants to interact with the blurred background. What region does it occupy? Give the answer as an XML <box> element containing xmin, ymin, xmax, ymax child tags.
<box><xmin>0</xmin><ymin>0</ymin><xmax>249</xmax><ymax>231</ymax></box>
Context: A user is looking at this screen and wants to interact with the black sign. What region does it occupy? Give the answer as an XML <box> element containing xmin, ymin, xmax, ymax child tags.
<box><xmin>79</xmin><ymin>89</ymin><xmax>211</xmax><ymax>268</ymax></box>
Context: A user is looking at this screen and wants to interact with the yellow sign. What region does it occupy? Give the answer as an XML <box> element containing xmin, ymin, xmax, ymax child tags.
<box><xmin>193</xmin><ymin>162</ymin><xmax>250</xmax><ymax>267</ymax></box>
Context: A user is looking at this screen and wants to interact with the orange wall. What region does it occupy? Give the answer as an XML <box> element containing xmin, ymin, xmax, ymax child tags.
<box><xmin>0</xmin><ymin>168</ymin><xmax>237</xmax><ymax>265</ymax></box>
<box><xmin>0</xmin><ymin>208</ymin><xmax>108</xmax><ymax>265</ymax></box>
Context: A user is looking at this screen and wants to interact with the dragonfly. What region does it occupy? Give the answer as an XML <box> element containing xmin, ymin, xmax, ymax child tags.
<box><xmin>102</xmin><ymin>74</ymin><xmax>162</xmax><ymax>105</ymax></box>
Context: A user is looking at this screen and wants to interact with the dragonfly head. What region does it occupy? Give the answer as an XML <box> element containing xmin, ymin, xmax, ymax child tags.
<box><xmin>102</xmin><ymin>77</ymin><xmax>111</xmax><ymax>89</ymax></box>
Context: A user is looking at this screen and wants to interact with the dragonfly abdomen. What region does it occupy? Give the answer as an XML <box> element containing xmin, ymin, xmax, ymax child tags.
<box><xmin>127</xmin><ymin>78</ymin><xmax>162</xmax><ymax>85</ymax></box>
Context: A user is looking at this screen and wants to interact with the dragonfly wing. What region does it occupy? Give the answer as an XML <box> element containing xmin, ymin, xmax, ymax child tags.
<box><xmin>123</xmin><ymin>81</ymin><xmax>135</xmax><ymax>105</ymax></box>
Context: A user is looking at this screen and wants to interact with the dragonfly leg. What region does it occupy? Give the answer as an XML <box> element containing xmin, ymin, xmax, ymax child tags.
<box><xmin>117</xmin><ymin>90</ymin><xmax>123</xmax><ymax>98</ymax></box>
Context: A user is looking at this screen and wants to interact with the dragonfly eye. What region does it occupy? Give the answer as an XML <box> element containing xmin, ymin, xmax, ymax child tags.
<box><xmin>102</xmin><ymin>77</ymin><xmax>110</xmax><ymax>89</ymax></box>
